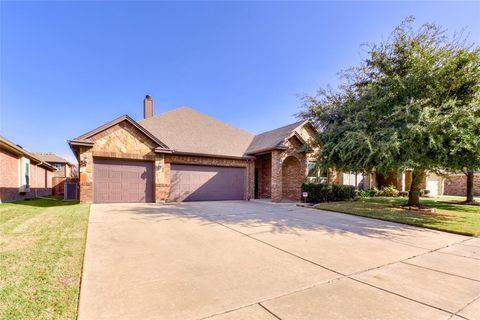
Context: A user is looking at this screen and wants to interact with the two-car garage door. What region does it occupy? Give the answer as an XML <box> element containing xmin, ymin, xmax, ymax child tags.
<box><xmin>93</xmin><ymin>159</ymin><xmax>245</xmax><ymax>203</ymax></box>
<box><xmin>169</xmin><ymin>164</ymin><xmax>246</xmax><ymax>202</ymax></box>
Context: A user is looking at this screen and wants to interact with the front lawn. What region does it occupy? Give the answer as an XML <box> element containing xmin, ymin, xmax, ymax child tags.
<box><xmin>314</xmin><ymin>197</ymin><xmax>480</xmax><ymax>236</ymax></box>
<box><xmin>0</xmin><ymin>197</ymin><xmax>90</xmax><ymax>320</ymax></box>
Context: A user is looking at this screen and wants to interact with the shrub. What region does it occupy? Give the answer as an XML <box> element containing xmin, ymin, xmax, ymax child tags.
<box><xmin>302</xmin><ymin>183</ymin><xmax>356</xmax><ymax>203</ymax></box>
<box><xmin>377</xmin><ymin>185</ymin><xmax>399</xmax><ymax>197</ymax></box>
<box><xmin>419</xmin><ymin>189</ymin><xmax>431</xmax><ymax>196</ymax></box>
<box><xmin>356</xmin><ymin>190</ymin><xmax>371</xmax><ymax>198</ymax></box>
<box><xmin>399</xmin><ymin>191</ymin><xmax>409</xmax><ymax>197</ymax></box>
<box><xmin>368</xmin><ymin>187</ymin><xmax>379</xmax><ymax>197</ymax></box>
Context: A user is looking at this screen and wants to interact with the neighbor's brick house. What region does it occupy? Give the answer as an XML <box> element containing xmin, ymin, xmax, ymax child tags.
<box><xmin>0</xmin><ymin>136</ymin><xmax>55</xmax><ymax>203</ymax></box>
<box><xmin>444</xmin><ymin>173</ymin><xmax>480</xmax><ymax>196</ymax></box>
<box><xmin>32</xmin><ymin>152</ymin><xmax>77</xmax><ymax>195</ymax></box>
<box><xmin>343</xmin><ymin>170</ymin><xmax>480</xmax><ymax>197</ymax></box>
<box><xmin>69</xmin><ymin>96</ymin><xmax>328</xmax><ymax>203</ymax></box>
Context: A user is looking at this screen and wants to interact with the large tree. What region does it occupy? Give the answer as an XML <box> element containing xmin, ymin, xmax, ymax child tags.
<box><xmin>300</xmin><ymin>18</ymin><xmax>480</xmax><ymax>206</ymax></box>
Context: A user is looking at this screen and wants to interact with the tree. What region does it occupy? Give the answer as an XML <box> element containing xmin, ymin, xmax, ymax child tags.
<box><xmin>432</xmin><ymin>93</ymin><xmax>480</xmax><ymax>203</ymax></box>
<box><xmin>300</xmin><ymin>17</ymin><xmax>480</xmax><ymax>207</ymax></box>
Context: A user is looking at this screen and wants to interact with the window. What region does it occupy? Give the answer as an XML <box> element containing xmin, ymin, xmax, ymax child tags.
<box><xmin>319</xmin><ymin>167</ymin><xmax>328</xmax><ymax>183</ymax></box>
<box><xmin>307</xmin><ymin>161</ymin><xmax>329</xmax><ymax>183</ymax></box>
<box><xmin>25</xmin><ymin>162</ymin><xmax>30</xmax><ymax>188</ymax></box>
<box><xmin>19</xmin><ymin>157</ymin><xmax>31</xmax><ymax>192</ymax></box>
<box><xmin>307</xmin><ymin>161</ymin><xmax>317</xmax><ymax>178</ymax></box>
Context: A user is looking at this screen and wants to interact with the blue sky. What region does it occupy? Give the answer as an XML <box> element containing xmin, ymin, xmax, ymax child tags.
<box><xmin>1</xmin><ymin>1</ymin><xmax>479</xmax><ymax>163</ymax></box>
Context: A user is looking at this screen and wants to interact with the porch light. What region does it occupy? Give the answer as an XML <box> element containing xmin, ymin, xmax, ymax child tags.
<box><xmin>81</xmin><ymin>156</ymin><xmax>88</xmax><ymax>167</ymax></box>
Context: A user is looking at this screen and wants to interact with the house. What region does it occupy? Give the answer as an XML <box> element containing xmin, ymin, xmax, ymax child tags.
<box><xmin>68</xmin><ymin>95</ymin><xmax>327</xmax><ymax>203</ymax></box>
<box><xmin>345</xmin><ymin>170</ymin><xmax>480</xmax><ymax>197</ymax></box>
<box><xmin>31</xmin><ymin>152</ymin><xmax>76</xmax><ymax>178</ymax></box>
<box><xmin>32</xmin><ymin>152</ymin><xmax>77</xmax><ymax>195</ymax></box>
<box><xmin>0</xmin><ymin>136</ymin><xmax>56</xmax><ymax>203</ymax></box>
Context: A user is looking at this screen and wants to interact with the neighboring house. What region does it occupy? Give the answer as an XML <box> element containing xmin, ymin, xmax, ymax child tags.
<box><xmin>443</xmin><ymin>172</ymin><xmax>480</xmax><ymax>196</ymax></box>
<box><xmin>68</xmin><ymin>95</ymin><xmax>323</xmax><ymax>203</ymax></box>
<box><xmin>31</xmin><ymin>152</ymin><xmax>76</xmax><ymax>178</ymax></box>
<box><xmin>0</xmin><ymin>136</ymin><xmax>55</xmax><ymax>203</ymax></box>
<box><xmin>31</xmin><ymin>152</ymin><xmax>77</xmax><ymax>196</ymax></box>
<box><xmin>345</xmin><ymin>170</ymin><xmax>480</xmax><ymax>197</ymax></box>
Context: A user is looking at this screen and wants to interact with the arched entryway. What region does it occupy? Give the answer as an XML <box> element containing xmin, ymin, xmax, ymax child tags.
<box><xmin>282</xmin><ymin>156</ymin><xmax>302</xmax><ymax>201</ymax></box>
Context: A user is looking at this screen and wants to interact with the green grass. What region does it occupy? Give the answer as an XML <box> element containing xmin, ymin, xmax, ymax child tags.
<box><xmin>314</xmin><ymin>196</ymin><xmax>480</xmax><ymax>236</ymax></box>
<box><xmin>0</xmin><ymin>197</ymin><xmax>90</xmax><ymax>320</ymax></box>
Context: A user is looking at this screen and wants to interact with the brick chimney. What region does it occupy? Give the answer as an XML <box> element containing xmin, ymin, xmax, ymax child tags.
<box><xmin>144</xmin><ymin>95</ymin><xmax>153</xmax><ymax>119</ymax></box>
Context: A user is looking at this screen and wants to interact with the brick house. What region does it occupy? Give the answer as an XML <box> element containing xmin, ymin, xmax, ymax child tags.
<box><xmin>0</xmin><ymin>136</ymin><xmax>56</xmax><ymax>203</ymax></box>
<box><xmin>32</xmin><ymin>152</ymin><xmax>77</xmax><ymax>195</ymax></box>
<box><xmin>443</xmin><ymin>172</ymin><xmax>480</xmax><ymax>196</ymax></box>
<box><xmin>31</xmin><ymin>152</ymin><xmax>76</xmax><ymax>178</ymax></box>
<box><xmin>357</xmin><ymin>170</ymin><xmax>480</xmax><ymax>197</ymax></box>
<box><xmin>68</xmin><ymin>95</ymin><xmax>326</xmax><ymax>203</ymax></box>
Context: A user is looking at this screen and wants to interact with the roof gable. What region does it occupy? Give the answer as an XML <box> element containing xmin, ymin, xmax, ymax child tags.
<box><xmin>73</xmin><ymin>115</ymin><xmax>170</xmax><ymax>151</ymax></box>
<box><xmin>245</xmin><ymin>120</ymin><xmax>307</xmax><ymax>154</ymax></box>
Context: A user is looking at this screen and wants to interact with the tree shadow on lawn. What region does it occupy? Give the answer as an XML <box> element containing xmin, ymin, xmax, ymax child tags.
<box><xmin>367</xmin><ymin>197</ymin><xmax>479</xmax><ymax>214</ymax></box>
<box><xmin>94</xmin><ymin>200</ymin><xmax>467</xmax><ymax>240</ymax></box>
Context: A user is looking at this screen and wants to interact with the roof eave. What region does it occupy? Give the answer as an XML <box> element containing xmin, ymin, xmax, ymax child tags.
<box><xmin>171</xmin><ymin>150</ymin><xmax>255</xmax><ymax>160</ymax></box>
<box><xmin>154</xmin><ymin>147</ymin><xmax>174</xmax><ymax>154</ymax></box>
<box><xmin>245</xmin><ymin>145</ymin><xmax>288</xmax><ymax>155</ymax></box>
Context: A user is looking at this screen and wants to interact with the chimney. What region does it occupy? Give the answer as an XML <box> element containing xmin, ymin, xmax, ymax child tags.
<box><xmin>144</xmin><ymin>95</ymin><xmax>153</xmax><ymax>119</ymax></box>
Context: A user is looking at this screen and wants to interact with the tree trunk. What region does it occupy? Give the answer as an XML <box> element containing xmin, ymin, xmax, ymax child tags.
<box><xmin>407</xmin><ymin>169</ymin><xmax>425</xmax><ymax>206</ymax></box>
<box><xmin>466</xmin><ymin>170</ymin><xmax>475</xmax><ymax>203</ymax></box>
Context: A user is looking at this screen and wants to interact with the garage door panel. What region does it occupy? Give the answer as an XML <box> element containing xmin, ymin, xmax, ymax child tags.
<box><xmin>94</xmin><ymin>159</ymin><xmax>153</xmax><ymax>203</ymax></box>
<box><xmin>169</xmin><ymin>164</ymin><xmax>245</xmax><ymax>202</ymax></box>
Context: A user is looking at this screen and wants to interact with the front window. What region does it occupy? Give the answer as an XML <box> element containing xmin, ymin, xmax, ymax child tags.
<box><xmin>307</xmin><ymin>161</ymin><xmax>329</xmax><ymax>183</ymax></box>
<box><xmin>307</xmin><ymin>161</ymin><xmax>317</xmax><ymax>178</ymax></box>
<box><xmin>319</xmin><ymin>167</ymin><xmax>328</xmax><ymax>183</ymax></box>
<box><xmin>25</xmin><ymin>162</ymin><xmax>30</xmax><ymax>188</ymax></box>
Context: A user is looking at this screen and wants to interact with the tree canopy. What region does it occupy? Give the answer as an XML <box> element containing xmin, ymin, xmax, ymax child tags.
<box><xmin>300</xmin><ymin>17</ymin><xmax>480</xmax><ymax>205</ymax></box>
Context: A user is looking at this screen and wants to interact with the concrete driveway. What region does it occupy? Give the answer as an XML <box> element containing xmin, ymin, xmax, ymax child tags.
<box><xmin>78</xmin><ymin>201</ymin><xmax>480</xmax><ymax>320</ymax></box>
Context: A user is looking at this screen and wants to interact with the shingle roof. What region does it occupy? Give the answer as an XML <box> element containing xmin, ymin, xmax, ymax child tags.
<box><xmin>31</xmin><ymin>152</ymin><xmax>70</xmax><ymax>164</ymax></box>
<box><xmin>139</xmin><ymin>107</ymin><xmax>255</xmax><ymax>158</ymax></box>
<box><xmin>245</xmin><ymin>121</ymin><xmax>305</xmax><ymax>154</ymax></box>
<box><xmin>0</xmin><ymin>136</ymin><xmax>56</xmax><ymax>171</ymax></box>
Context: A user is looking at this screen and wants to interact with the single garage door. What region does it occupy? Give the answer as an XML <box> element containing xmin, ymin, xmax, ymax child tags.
<box><xmin>169</xmin><ymin>164</ymin><xmax>246</xmax><ymax>201</ymax></box>
<box><xmin>93</xmin><ymin>159</ymin><xmax>154</xmax><ymax>203</ymax></box>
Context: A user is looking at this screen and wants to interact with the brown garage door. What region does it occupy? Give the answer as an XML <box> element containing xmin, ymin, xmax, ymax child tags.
<box><xmin>169</xmin><ymin>164</ymin><xmax>246</xmax><ymax>201</ymax></box>
<box><xmin>93</xmin><ymin>159</ymin><xmax>154</xmax><ymax>203</ymax></box>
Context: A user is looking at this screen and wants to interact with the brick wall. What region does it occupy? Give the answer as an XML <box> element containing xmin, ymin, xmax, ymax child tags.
<box><xmin>255</xmin><ymin>153</ymin><xmax>271</xmax><ymax>199</ymax></box>
<box><xmin>444</xmin><ymin>174</ymin><xmax>480</xmax><ymax>196</ymax></box>
<box><xmin>282</xmin><ymin>156</ymin><xmax>302</xmax><ymax>201</ymax></box>
<box><xmin>0</xmin><ymin>148</ymin><xmax>53</xmax><ymax>202</ymax></box>
<box><xmin>271</xmin><ymin>137</ymin><xmax>307</xmax><ymax>202</ymax></box>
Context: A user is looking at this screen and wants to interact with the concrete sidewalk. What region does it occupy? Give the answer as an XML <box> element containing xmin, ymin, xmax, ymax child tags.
<box><xmin>78</xmin><ymin>201</ymin><xmax>480</xmax><ymax>320</ymax></box>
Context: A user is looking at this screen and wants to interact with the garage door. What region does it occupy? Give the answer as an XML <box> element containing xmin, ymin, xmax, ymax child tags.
<box><xmin>427</xmin><ymin>179</ymin><xmax>439</xmax><ymax>197</ymax></box>
<box><xmin>93</xmin><ymin>159</ymin><xmax>154</xmax><ymax>203</ymax></box>
<box><xmin>169</xmin><ymin>164</ymin><xmax>246</xmax><ymax>201</ymax></box>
